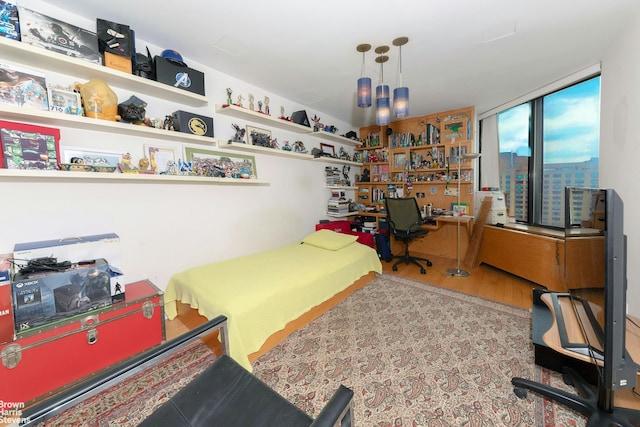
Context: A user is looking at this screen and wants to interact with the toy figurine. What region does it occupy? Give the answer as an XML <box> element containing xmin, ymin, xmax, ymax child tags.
<box><xmin>312</xmin><ymin>115</ymin><xmax>322</xmax><ymax>131</ymax></box>
<box><xmin>230</xmin><ymin>123</ymin><xmax>246</xmax><ymax>143</ymax></box>
<box><xmin>282</xmin><ymin>141</ymin><xmax>292</xmax><ymax>151</ymax></box>
<box><xmin>264</xmin><ymin>96</ymin><xmax>270</xmax><ymax>115</ymax></box>
<box><xmin>257</xmin><ymin>99</ymin><xmax>263</xmax><ymax>113</ymax></box>
<box><xmin>293</xmin><ymin>140</ymin><xmax>307</xmax><ymax>153</ymax></box>
<box><xmin>226</xmin><ymin>88</ymin><xmax>233</xmax><ymax>105</ymax></box>
<box><xmin>236</xmin><ymin>94</ymin><xmax>244</xmax><ymax>108</ymax></box>
<box><xmin>76</xmin><ymin>78</ymin><xmax>119</xmax><ymax>121</ymax></box>
<box><xmin>248</xmin><ymin>93</ymin><xmax>255</xmax><ymax>111</ymax></box>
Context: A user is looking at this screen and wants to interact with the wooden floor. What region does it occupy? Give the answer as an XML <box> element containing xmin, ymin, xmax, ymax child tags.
<box><xmin>381</xmin><ymin>254</ymin><xmax>542</xmax><ymax>310</ymax></box>
<box><xmin>165</xmin><ymin>255</ymin><xmax>542</xmax><ymax>341</ymax></box>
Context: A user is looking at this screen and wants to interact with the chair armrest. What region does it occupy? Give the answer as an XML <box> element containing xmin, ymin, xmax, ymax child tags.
<box><xmin>309</xmin><ymin>385</ymin><xmax>354</xmax><ymax>427</ymax></box>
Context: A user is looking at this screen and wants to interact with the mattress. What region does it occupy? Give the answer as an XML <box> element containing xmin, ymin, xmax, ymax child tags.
<box><xmin>164</xmin><ymin>237</ymin><xmax>382</xmax><ymax>370</ymax></box>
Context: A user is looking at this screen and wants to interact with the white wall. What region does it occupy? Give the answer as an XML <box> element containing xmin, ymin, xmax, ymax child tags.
<box><xmin>600</xmin><ymin>11</ymin><xmax>640</xmax><ymax>318</ymax></box>
<box><xmin>1</xmin><ymin>1</ymin><xmax>357</xmax><ymax>292</ymax></box>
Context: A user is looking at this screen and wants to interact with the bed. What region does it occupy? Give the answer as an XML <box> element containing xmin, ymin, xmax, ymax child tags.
<box><xmin>164</xmin><ymin>230</ymin><xmax>383</xmax><ymax>371</ymax></box>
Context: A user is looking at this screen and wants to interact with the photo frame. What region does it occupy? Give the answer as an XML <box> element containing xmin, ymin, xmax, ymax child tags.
<box><xmin>61</xmin><ymin>146</ymin><xmax>122</xmax><ymax>169</ymax></box>
<box><xmin>0</xmin><ymin>120</ymin><xmax>60</xmax><ymax>170</ymax></box>
<box><xmin>320</xmin><ymin>143</ymin><xmax>335</xmax><ymax>157</ymax></box>
<box><xmin>246</xmin><ymin>125</ymin><xmax>271</xmax><ymax>147</ymax></box>
<box><xmin>144</xmin><ymin>144</ymin><xmax>177</xmax><ymax>174</ymax></box>
<box><xmin>451</xmin><ymin>202</ymin><xmax>469</xmax><ymax>216</ymax></box>
<box><xmin>47</xmin><ymin>87</ymin><xmax>83</xmax><ymax>115</ymax></box>
<box><xmin>184</xmin><ymin>146</ymin><xmax>257</xmax><ymax>179</ymax></box>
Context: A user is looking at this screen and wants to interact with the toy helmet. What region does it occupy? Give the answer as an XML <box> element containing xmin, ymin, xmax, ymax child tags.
<box><xmin>161</xmin><ymin>49</ymin><xmax>186</xmax><ymax>66</ymax></box>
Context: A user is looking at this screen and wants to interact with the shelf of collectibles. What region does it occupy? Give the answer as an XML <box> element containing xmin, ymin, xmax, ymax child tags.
<box><xmin>384</xmin><ymin>106</ymin><xmax>476</xmax><ymax>216</ymax></box>
<box><xmin>0</xmin><ymin>36</ymin><xmax>207</xmax><ymax>107</ymax></box>
<box><xmin>218</xmin><ymin>119</ymin><xmax>361</xmax><ymax>167</ymax></box>
<box><xmin>215</xmin><ymin>103</ymin><xmax>362</xmax><ymax>147</ymax></box>
<box><xmin>324</xmin><ymin>162</ymin><xmax>358</xmax><ymax>218</ymax></box>
<box><xmin>353</xmin><ymin>126</ymin><xmax>394</xmax><ymax>227</ymax></box>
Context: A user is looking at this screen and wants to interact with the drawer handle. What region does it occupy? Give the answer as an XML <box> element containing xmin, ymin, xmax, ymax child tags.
<box><xmin>87</xmin><ymin>329</ymin><xmax>98</xmax><ymax>345</ymax></box>
<box><xmin>1</xmin><ymin>344</ymin><xmax>22</xmax><ymax>369</ymax></box>
<box><xmin>142</xmin><ymin>301</ymin><xmax>154</xmax><ymax>319</ymax></box>
<box><xmin>82</xmin><ymin>314</ymin><xmax>99</xmax><ymax>328</ymax></box>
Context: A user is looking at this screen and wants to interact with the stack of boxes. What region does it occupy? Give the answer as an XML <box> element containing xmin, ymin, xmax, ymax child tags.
<box><xmin>475</xmin><ymin>190</ymin><xmax>508</xmax><ymax>225</ymax></box>
<box><xmin>1</xmin><ymin>233</ymin><xmax>125</xmax><ymax>341</ymax></box>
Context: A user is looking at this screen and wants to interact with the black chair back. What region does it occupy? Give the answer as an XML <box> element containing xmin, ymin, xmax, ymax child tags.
<box><xmin>385</xmin><ymin>197</ymin><xmax>423</xmax><ymax>233</ymax></box>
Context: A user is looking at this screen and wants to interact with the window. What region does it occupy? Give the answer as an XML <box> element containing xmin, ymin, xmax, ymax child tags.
<box><xmin>497</xmin><ymin>76</ymin><xmax>600</xmax><ymax>227</ymax></box>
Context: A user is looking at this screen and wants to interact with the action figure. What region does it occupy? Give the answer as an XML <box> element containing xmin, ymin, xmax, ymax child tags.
<box><xmin>226</xmin><ymin>88</ymin><xmax>233</xmax><ymax>105</ymax></box>
<box><xmin>264</xmin><ymin>96</ymin><xmax>270</xmax><ymax>115</ymax></box>
<box><xmin>248</xmin><ymin>93</ymin><xmax>254</xmax><ymax>111</ymax></box>
<box><xmin>230</xmin><ymin>123</ymin><xmax>246</xmax><ymax>143</ymax></box>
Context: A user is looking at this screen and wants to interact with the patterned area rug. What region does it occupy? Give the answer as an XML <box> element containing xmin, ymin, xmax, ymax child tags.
<box><xmin>39</xmin><ymin>274</ymin><xmax>586</xmax><ymax>426</ymax></box>
<box><xmin>253</xmin><ymin>274</ymin><xmax>586</xmax><ymax>426</ymax></box>
<box><xmin>38</xmin><ymin>340</ymin><xmax>217</xmax><ymax>426</ymax></box>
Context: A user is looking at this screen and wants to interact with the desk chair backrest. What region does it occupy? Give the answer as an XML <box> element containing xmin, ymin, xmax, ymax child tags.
<box><xmin>385</xmin><ymin>197</ymin><xmax>423</xmax><ymax>233</ymax></box>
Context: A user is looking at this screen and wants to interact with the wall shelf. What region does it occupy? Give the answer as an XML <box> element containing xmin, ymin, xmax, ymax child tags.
<box><xmin>215</xmin><ymin>104</ymin><xmax>362</xmax><ymax>147</ymax></box>
<box><xmin>220</xmin><ymin>141</ymin><xmax>314</xmax><ymax>160</ymax></box>
<box><xmin>216</xmin><ymin>104</ymin><xmax>314</xmax><ymax>134</ymax></box>
<box><xmin>325</xmin><ymin>185</ymin><xmax>357</xmax><ymax>190</ymax></box>
<box><xmin>313</xmin><ymin>157</ymin><xmax>362</xmax><ymax>166</ymax></box>
<box><xmin>0</xmin><ymin>104</ymin><xmax>218</xmax><ymax>146</ymax></box>
<box><xmin>309</xmin><ymin>131</ymin><xmax>362</xmax><ymax>147</ymax></box>
<box><xmin>0</xmin><ymin>37</ymin><xmax>208</xmax><ymax>107</ymax></box>
<box><xmin>325</xmin><ymin>212</ymin><xmax>358</xmax><ymax>218</ymax></box>
<box><xmin>0</xmin><ymin>169</ymin><xmax>270</xmax><ymax>185</ymax></box>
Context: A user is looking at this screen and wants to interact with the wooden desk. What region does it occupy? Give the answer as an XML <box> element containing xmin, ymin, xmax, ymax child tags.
<box><xmin>389</xmin><ymin>216</ymin><xmax>473</xmax><ymax>260</ymax></box>
<box><xmin>537</xmin><ymin>292</ymin><xmax>640</xmax><ymax>410</ymax></box>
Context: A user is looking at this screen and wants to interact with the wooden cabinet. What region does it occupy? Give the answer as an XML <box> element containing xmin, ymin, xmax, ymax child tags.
<box><xmin>356</xmin><ymin>106</ymin><xmax>476</xmax><ymax>228</ymax></box>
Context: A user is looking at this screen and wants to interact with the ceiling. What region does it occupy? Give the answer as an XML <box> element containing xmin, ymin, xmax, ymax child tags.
<box><xmin>43</xmin><ymin>0</ymin><xmax>640</xmax><ymax>128</ymax></box>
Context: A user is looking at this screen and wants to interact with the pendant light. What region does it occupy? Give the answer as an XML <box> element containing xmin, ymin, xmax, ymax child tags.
<box><xmin>375</xmin><ymin>45</ymin><xmax>390</xmax><ymax>126</ymax></box>
<box><xmin>393</xmin><ymin>37</ymin><xmax>409</xmax><ymax>118</ymax></box>
<box><xmin>356</xmin><ymin>44</ymin><xmax>372</xmax><ymax>108</ymax></box>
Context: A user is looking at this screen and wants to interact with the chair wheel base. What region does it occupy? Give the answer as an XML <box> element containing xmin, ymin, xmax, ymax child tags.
<box><xmin>420</xmin><ymin>268</ymin><xmax>426</xmax><ymax>274</ymax></box>
<box><xmin>426</xmin><ymin>261</ymin><xmax>433</xmax><ymax>266</ymax></box>
<box><xmin>392</xmin><ymin>265</ymin><xmax>398</xmax><ymax>271</ymax></box>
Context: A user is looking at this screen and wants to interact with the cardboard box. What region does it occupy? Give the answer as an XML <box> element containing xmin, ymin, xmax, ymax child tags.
<box><xmin>12</xmin><ymin>259</ymin><xmax>117</xmax><ymax>333</ymax></box>
<box><xmin>103</xmin><ymin>51</ymin><xmax>132</xmax><ymax>74</ymax></box>
<box><xmin>0</xmin><ymin>254</ymin><xmax>13</xmax><ymax>343</ymax></box>
<box><xmin>18</xmin><ymin>6</ymin><xmax>102</xmax><ymax>65</ymax></box>
<box><xmin>13</xmin><ymin>233</ymin><xmax>125</xmax><ymax>303</ymax></box>
<box><xmin>154</xmin><ymin>56</ymin><xmax>205</xmax><ymax>95</ymax></box>
<box><xmin>172</xmin><ymin>110</ymin><xmax>214</xmax><ymax>137</ymax></box>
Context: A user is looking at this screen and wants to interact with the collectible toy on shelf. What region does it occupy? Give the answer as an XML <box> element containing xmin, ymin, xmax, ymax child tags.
<box><xmin>0</xmin><ymin>1</ymin><xmax>20</xmax><ymax>40</ymax></box>
<box><xmin>18</xmin><ymin>6</ymin><xmax>101</xmax><ymax>65</ymax></box>
<box><xmin>76</xmin><ymin>78</ymin><xmax>119</xmax><ymax>121</ymax></box>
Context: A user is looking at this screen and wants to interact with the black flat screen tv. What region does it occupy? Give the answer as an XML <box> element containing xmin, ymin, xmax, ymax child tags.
<box><xmin>563</xmin><ymin>187</ymin><xmax>638</xmax><ymax>412</ymax></box>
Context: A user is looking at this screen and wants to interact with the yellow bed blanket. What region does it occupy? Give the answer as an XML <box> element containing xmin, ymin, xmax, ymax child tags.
<box><xmin>165</xmin><ymin>234</ymin><xmax>382</xmax><ymax>371</ymax></box>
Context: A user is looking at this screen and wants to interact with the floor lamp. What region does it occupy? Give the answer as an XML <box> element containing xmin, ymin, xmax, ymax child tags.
<box><xmin>445</xmin><ymin>139</ymin><xmax>480</xmax><ymax>277</ymax></box>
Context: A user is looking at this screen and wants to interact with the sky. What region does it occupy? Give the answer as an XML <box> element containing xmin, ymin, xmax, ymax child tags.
<box><xmin>497</xmin><ymin>76</ymin><xmax>600</xmax><ymax>164</ymax></box>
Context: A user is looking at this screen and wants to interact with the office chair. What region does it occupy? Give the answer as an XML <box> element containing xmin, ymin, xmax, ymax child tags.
<box><xmin>385</xmin><ymin>197</ymin><xmax>433</xmax><ymax>274</ymax></box>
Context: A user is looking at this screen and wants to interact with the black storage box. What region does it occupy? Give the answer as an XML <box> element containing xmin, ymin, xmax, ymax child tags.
<box><xmin>154</xmin><ymin>56</ymin><xmax>205</xmax><ymax>96</ymax></box>
<box><xmin>173</xmin><ymin>110</ymin><xmax>214</xmax><ymax>137</ymax></box>
<box><xmin>291</xmin><ymin>110</ymin><xmax>310</xmax><ymax>127</ymax></box>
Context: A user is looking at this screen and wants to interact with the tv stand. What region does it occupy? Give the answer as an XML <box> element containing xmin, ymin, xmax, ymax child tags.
<box><xmin>512</xmin><ymin>367</ymin><xmax>640</xmax><ymax>427</ymax></box>
<box><xmin>512</xmin><ymin>291</ymin><xmax>640</xmax><ymax>426</ymax></box>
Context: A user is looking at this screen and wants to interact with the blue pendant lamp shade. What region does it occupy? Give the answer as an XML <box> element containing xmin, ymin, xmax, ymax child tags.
<box><xmin>357</xmin><ymin>77</ymin><xmax>372</xmax><ymax>108</ymax></box>
<box><xmin>375</xmin><ymin>48</ymin><xmax>391</xmax><ymax>126</ymax></box>
<box><xmin>356</xmin><ymin>44</ymin><xmax>372</xmax><ymax>108</ymax></box>
<box><xmin>376</xmin><ymin>96</ymin><xmax>391</xmax><ymax>126</ymax></box>
<box><xmin>392</xmin><ymin>37</ymin><xmax>410</xmax><ymax>118</ymax></box>
<box><xmin>393</xmin><ymin>86</ymin><xmax>409</xmax><ymax>118</ymax></box>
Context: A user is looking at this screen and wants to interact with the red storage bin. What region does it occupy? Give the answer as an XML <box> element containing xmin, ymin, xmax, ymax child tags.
<box><xmin>315</xmin><ymin>221</ymin><xmax>375</xmax><ymax>248</ymax></box>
